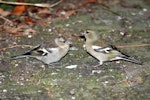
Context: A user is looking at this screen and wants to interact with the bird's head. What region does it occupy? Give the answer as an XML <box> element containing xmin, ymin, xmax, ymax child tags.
<box><xmin>81</xmin><ymin>30</ymin><xmax>99</xmax><ymax>42</ymax></box>
<box><xmin>55</xmin><ymin>36</ymin><xmax>71</xmax><ymax>47</ymax></box>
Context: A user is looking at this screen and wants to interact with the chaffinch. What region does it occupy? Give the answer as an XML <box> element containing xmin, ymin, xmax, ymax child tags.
<box><xmin>11</xmin><ymin>37</ymin><xmax>71</xmax><ymax>65</ymax></box>
<box><xmin>81</xmin><ymin>30</ymin><xmax>143</xmax><ymax>66</ymax></box>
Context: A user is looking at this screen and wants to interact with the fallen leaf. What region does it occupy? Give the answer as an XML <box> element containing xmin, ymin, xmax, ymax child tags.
<box><xmin>98</xmin><ymin>0</ymin><xmax>120</xmax><ymax>7</ymax></box>
<box><xmin>2</xmin><ymin>21</ymin><xmax>37</xmax><ymax>36</ymax></box>
<box><xmin>25</xmin><ymin>16</ymin><xmax>36</xmax><ymax>25</ymax></box>
<box><xmin>12</xmin><ymin>5</ymin><xmax>26</xmax><ymax>15</ymax></box>
<box><xmin>37</xmin><ymin>8</ymin><xmax>52</xmax><ymax>18</ymax></box>
<box><xmin>37</xmin><ymin>8</ymin><xmax>50</xmax><ymax>14</ymax></box>
<box><xmin>67</xmin><ymin>3</ymin><xmax>76</xmax><ymax>9</ymax></box>
<box><xmin>120</xmin><ymin>0</ymin><xmax>142</xmax><ymax>8</ymax></box>
<box><xmin>64</xmin><ymin>10</ymin><xmax>76</xmax><ymax>18</ymax></box>
<box><xmin>0</xmin><ymin>37</ymin><xmax>5</xmax><ymax>41</ymax></box>
<box><xmin>0</xmin><ymin>8</ymin><xmax>11</xmax><ymax>16</ymax></box>
<box><xmin>23</xmin><ymin>28</ymin><xmax>37</xmax><ymax>35</ymax></box>
<box><xmin>36</xmin><ymin>19</ymin><xmax>51</xmax><ymax>26</ymax></box>
<box><xmin>85</xmin><ymin>0</ymin><xmax>98</xmax><ymax>4</ymax></box>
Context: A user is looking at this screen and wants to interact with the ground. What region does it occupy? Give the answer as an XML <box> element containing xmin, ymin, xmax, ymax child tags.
<box><xmin>0</xmin><ymin>0</ymin><xmax>150</xmax><ymax>99</ymax></box>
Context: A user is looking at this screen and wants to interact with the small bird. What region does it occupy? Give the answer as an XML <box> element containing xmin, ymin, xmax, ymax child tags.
<box><xmin>11</xmin><ymin>37</ymin><xmax>71</xmax><ymax>65</ymax></box>
<box><xmin>81</xmin><ymin>29</ymin><xmax>143</xmax><ymax>66</ymax></box>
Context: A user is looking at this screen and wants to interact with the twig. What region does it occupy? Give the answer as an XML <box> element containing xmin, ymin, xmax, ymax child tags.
<box><xmin>0</xmin><ymin>43</ymin><xmax>150</xmax><ymax>52</ymax></box>
<box><xmin>0</xmin><ymin>15</ymin><xmax>12</xmax><ymax>23</ymax></box>
<box><xmin>116</xmin><ymin>44</ymin><xmax>150</xmax><ymax>48</ymax></box>
<box><xmin>0</xmin><ymin>45</ymin><xmax>33</xmax><ymax>51</ymax></box>
<box><xmin>102</xmin><ymin>6</ymin><xmax>121</xmax><ymax>17</ymax></box>
<box><xmin>0</xmin><ymin>0</ymin><xmax>62</xmax><ymax>8</ymax></box>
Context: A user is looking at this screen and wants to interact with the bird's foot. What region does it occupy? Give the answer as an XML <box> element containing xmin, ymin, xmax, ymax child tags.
<box><xmin>47</xmin><ymin>63</ymin><xmax>55</xmax><ymax>68</ymax></box>
<box><xmin>93</xmin><ymin>62</ymin><xmax>103</xmax><ymax>68</ymax></box>
<box><xmin>93</xmin><ymin>64</ymin><xmax>101</xmax><ymax>68</ymax></box>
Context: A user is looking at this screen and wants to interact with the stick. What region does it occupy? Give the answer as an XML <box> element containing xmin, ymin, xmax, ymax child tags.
<box><xmin>0</xmin><ymin>15</ymin><xmax>12</xmax><ymax>23</ymax></box>
<box><xmin>0</xmin><ymin>0</ymin><xmax>62</xmax><ymax>8</ymax></box>
<box><xmin>1</xmin><ymin>43</ymin><xmax>150</xmax><ymax>52</ymax></box>
<box><xmin>0</xmin><ymin>45</ymin><xmax>33</xmax><ymax>51</ymax></box>
<box><xmin>116</xmin><ymin>44</ymin><xmax>150</xmax><ymax>48</ymax></box>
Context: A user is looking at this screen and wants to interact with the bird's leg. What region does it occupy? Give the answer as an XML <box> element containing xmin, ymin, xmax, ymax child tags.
<box><xmin>93</xmin><ymin>61</ymin><xmax>103</xmax><ymax>68</ymax></box>
<box><xmin>48</xmin><ymin>62</ymin><xmax>63</xmax><ymax>68</ymax></box>
<box><xmin>48</xmin><ymin>63</ymin><xmax>55</xmax><ymax>68</ymax></box>
<box><xmin>25</xmin><ymin>57</ymin><xmax>30</xmax><ymax>65</ymax></box>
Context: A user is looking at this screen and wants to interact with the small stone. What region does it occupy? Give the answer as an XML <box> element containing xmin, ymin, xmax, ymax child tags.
<box><xmin>28</xmin><ymin>35</ymin><xmax>32</xmax><ymax>38</ymax></box>
<box><xmin>143</xmin><ymin>8</ymin><xmax>147</xmax><ymax>12</ymax></box>
<box><xmin>15</xmin><ymin>64</ymin><xmax>19</xmax><ymax>67</ymax></box>
<box><xmin>60</xmin><ymin>11</ymin><xmax>66</xmax><ymax>15</ymax></box>
<box><xmin>38</xmin><ymin>90</ymin><xmax>42</xmax><ymax>93</ymax></box>
<box><xmin>48</xmin><ymin>29</ymin><xmax>52</xmax><ymax>32</ymax></box>
<box><xmin>69</xmin><ymin>46</ymin><xmax>78</xmax><ymax>50</ymax></box>
<box><xmin>3</xmin><ymin>89</ymin><xmax>7</xmax><ymax>92</ymax></box>
<box><xmin>65</xmin><ymin>24</ymin><xmax>70</xmax><ymax>27</ymax></box>
<box><xmin>65</xmin><ymin>65</ymin><xmax>77</xmax><ymax>69</ymax></box>
<box><xmin>105</xmin><ymin>81</ymin><xmax>109</xmax><ymax>84</ymax></box>
<box><xmin>71</xmin><ymin>96</ymin><xmax>75</xmax><ymax>99</ymax></box>
<box><xmin>70</xmin><ymin>89</ymin><xmax>75</xmax><ymax>95</ymax></box>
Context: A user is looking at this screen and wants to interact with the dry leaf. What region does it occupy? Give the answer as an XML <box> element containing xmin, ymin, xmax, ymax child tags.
<box><xmin>37</xmin><ymin>8</ymin><xmax>52</xmax><ymax>18</ymax></box>
<box><xmin>64</xmin><ymin>10</ymin><xmax>76</xmax><ymax>18</ymax></box>
<box><xmin>36</xmin><ymin>19</ymin><xmax>51</xmax><ymax>27</ymax></box>
<box><xmin>120</xmin><ymin>0</ymin><xmax>142</xmax><ymax>8</ymax></box>
<box><xmin>67</xmin><ymin>3</ymin><xmax>76</xmax><ymax>9</ymax></box>
<box><xmin>37</xmin><ymin>8</ymin><xmax>50</xmax><ymax>14</ymax></box>
<box><xmin>85</xmin><ymin>0</ymin><xmax>98</xmax><ymax>3</ymax></box>
<box><xmin>0</xmin><ymin>8</ymin><xmax>11</xmax><ymax>16</ymax></box>
<box><xmin>25</xmin><ymin>16</ymin><xmax>36</xmax><ymax>25</ymax></box>
<box><xmin>12</xmin><ymin>5</ymin><xmax>26</xmax><ymax>15</ymax></box>
<box><xmin>23</xmin><ymin>28</ymin><xmax>37</xmax><ymax>35</ymax></box>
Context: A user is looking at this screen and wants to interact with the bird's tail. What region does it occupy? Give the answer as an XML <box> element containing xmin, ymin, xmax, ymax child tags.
<box><xmin>121</xmin><ymin>56</ymin><xmax>143</xmax><ymax>65</ymax></box>
<box><xmin>11</xmin><ymin>55</ymin><xmax>29</xmax><ymax>60</ymax></box>
<box><xmin>0</xmin><ymin>55</ymin><xmax>29</xmax><ymax>63</ymax></box>
<box><xmin>10</xmin><ymin>44</ymin><xmax>41</xmax><ymax>60</ymax></box>
<box><xmin>10</xmin><ymin>51</ymin><xmax>32</xmax><ymax>60</ymax></box>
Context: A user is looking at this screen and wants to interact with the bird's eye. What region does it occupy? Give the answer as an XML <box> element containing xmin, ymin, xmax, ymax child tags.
<box><xmin>86</xmin><ymin>31</ymin><xmax>89</xmax><ymax>34</ymax></box>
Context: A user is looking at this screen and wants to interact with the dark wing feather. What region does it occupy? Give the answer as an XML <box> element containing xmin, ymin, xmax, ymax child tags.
<box><xmin>109</xmin><ymin>45</ymin><xmax>130</xmax><ymax>57</ymax></box>
<box><xmin>11</xmin><ymin>44</ymin><xmax>50</xmax><ymax>59</ymax></box>
<box><xmin>22</xmin><ymin>44</ymin><xmax>41</xmax><ymax>55</ymax></box>
<box><xmin>36</xmin><ymin>50</ymin><xmax>48</xmax><ymax>56</ymax></box>
<box><xmin>94</xmin><ymin>45</ymin><xmax>130</xmax><ymax>57</ymax></box>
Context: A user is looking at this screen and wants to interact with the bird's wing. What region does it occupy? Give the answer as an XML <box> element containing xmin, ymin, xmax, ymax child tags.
<box><xmin>46</xmin><ymin>48</ymin><xmax>58</xmax><ymax>53</ymax></box>
<box><xmin>36</xmin><ymin>48</ymin><xmax>50</xmax><ymax>56</ymax></box>
<box><xmin>94</xmin><ymin>46</ymin><xmax>112</xmax><ymax>54</ymax></box>
<box><xmin>109</xmin><ymin>45</ymin><xmax>130</xmax><ymax>57</ymax></box>
<box><xmin>21</xmin><ymin>44</ymin><xmax>41</xmax><ymax>55</ymax></box>
<box><xmin>92</xmin><ymin>45</ymin><xmax>102</xmax><ymax>49</ymax></box>
<box><xmin>13</xmin><ymin>45</ymin><xmax>51</xmax><ymax>57</ymax></box>
<box><xmin>92</xmin><ymin>45</ymin><xmax>111</xmax><ymax>53</ymax></box>
<box><xmin>94</xmin><ymin>45</ymin><xmax>130</xmax><ymax>56</ymax></box>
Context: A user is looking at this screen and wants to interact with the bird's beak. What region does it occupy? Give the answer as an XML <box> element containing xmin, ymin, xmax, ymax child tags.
<box><xmin>76</xmin><ymin>30</ymin><xmax>86</xmax><ymax>39</ymax></box>
<box><xmin>66</xmin><ymin>39</ymin><xmax>72</xmax><ymax>45</ymax></box>
<box><xmin>80</xmin><ymin>30</ymin><xmax>86</xmax><ymax>36</ymax></box>
<box><xmin>71</xmin><ymin>31</ymin><xmax>85</xmax><ymax>39</ymax></box>
<box><xmin>66</xmin><ymin>40</ymin><xmax>73</xmax><ymax>47</ymax></box>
